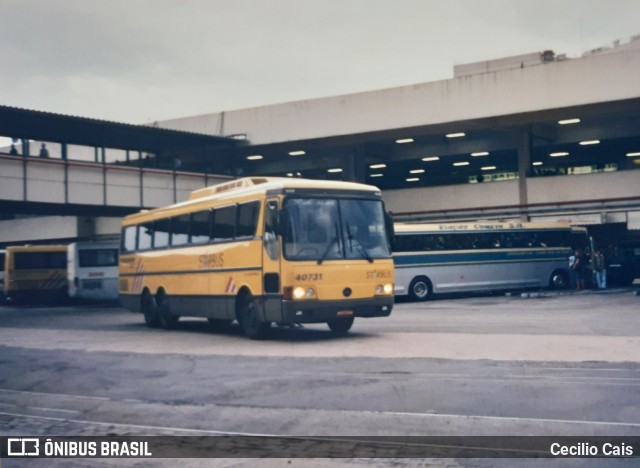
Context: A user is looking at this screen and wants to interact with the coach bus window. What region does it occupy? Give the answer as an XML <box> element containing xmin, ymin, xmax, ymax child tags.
<box><xmin>341</xmin><ymin>199</ymin><xmax>390</xmax><ymax>259</ymax></box>
<box><xmin>212</xmin><ymin>205</ymin><xmax>236</xmax><ymax>242</ymax></box>
<box><xmin>283</xmin><ymin>198</ymin><xmax>389</xmax><ymax>261</ymax></box>
<box><xmin>190</xmin><ymin>211</ymin><xmax>210</xmax><ymax>245</ymax></box>
<box><xmin>15</xmin><ymin>252</ymin><xmax>66</xmax><ymax>269</ymax></box>
<box><xmin>122</xmin><ymin>226</ymin><xmax>137</xmax><ymax>253</ymax></box>
<box><xmin>237</xmin><ymin>201</ymin><xmax>260</xmax><ymax>238</ymax></box>
<box><xmin>138</xmin><ymin>223</ymin><xmax>153</xmax><ymax>251</ymax></box>
<box><xmin>15</xmin><ymin>252</ymin><xmax>47</xmax><ymax>269</ymax></box>
<box><xmin>171</xmin><ymin>215</ymin><xmax>190</xmax><ymax>246</ymax></box>
<box><xmin>284</xmin><ymin>199</ymin><xmax>341</xmax><ymax>261</ymax></box>
<box><xmin>79</xmin><ymin>249</ymin><xmax>119</xmax><ymax>267</ymax></box>
<box><xmin>153</xmin><ymin>219</ymin><xmax>171</xmax><ymax>249</ymax></box>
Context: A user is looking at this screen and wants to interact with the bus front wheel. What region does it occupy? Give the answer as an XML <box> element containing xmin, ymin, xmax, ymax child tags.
<box><xmin>409</xmin><ymin>276</ymin><xmax>432</xmax><ymax>301</ymax></box>
<box><xmin>327</xmin><ymin>317</ymin><xmax>354</xmax><ymax>333</ymax></box>
<box><xmin>239</xmin><ymin>295</ymin><xmax>270</xmax><ymax>340</ymax></box>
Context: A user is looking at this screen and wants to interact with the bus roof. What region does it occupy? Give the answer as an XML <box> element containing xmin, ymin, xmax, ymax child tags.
<box><xmin>188</xmin><ymin>177</ymin><xmax>381</xmax><ymax>200</ymax></box>
<box><xmin>123</xmin><ymin>177</ymin><xmax>383</xmax><ymax>224</ymax></box>
<box><xmin>394</xmin><ymin>221</ymin><xmax>580</xmax><ymax>234</ymax></box>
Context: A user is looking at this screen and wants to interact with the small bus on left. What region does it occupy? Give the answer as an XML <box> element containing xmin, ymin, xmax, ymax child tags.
<box><xmin>4</xmin><ymin>245</ymin><xmax>68</xmax><ymax>303</ymax></box>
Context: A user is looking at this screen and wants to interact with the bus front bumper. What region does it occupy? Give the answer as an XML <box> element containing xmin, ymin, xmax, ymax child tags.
<box><xmin>278</xmin><ymin>296</ymin><xmax>393</xmax><ymax>324</ymax></box>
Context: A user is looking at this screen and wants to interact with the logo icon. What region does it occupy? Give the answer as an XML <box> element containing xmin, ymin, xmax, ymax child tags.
<box><xmin>7</xmin><ymin>438</ymin><xmax>40</xmax><ymax>456</ymax></box>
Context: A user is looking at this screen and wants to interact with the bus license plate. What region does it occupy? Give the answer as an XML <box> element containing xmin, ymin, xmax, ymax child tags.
<box><xmin>336</xmin><ymin>310</ymin><xmax>354</xmax><ymax>317</ymax></box>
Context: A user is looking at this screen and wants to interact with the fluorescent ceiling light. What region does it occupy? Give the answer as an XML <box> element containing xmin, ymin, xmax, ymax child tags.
<box><xmin>550</xmin><ymin>152</ymin><xmax>569</xmax><ymax>157</ymax></box>
<box><xmin>446</xmin><ymin>132</ymin><xmax>466</xmax><ymax>138</ymax></box>
<box><xmin>558</xmin><ymin>118</ymin><xmax>581</xmax><ymax>125</ymax></box>
<box><xmin>370</xmin><ymin>173</ymin><xmax>383</xmax><ymax>178</ymax></box>
<box><xmin>289</xmin><ymin>150</ymin><xmax>306</xmax><ymax>156</ymax></box>
<box><xmin>471</xmin><ymin>151</ymin><xmax>489</xmax><ymax>157</ymax></box>
<box><xmin>246</xmin><ymin>154</ymin><xmax>263</xmax><ymax>160</ymax></box>
<box><xmin>453</xmin><ymin>161</ymin><xmax>469</xmax><ymax>166</ymax></box>
<box><xmin>533</xmin><ymin>161</ymin><xmax>543</xmax><ymax>166</ymax></box>
<box><xmin>626</xmin><ymin>152</ymin><xmax>640</xmax><ymax>157</ymax></box>
<box><xmin>409</xmin><ymin>169</ymin><xmax>425</xmax><ymax>174</ymax></box>
<box><xmin>481</xmin><ymin>166</ymin><xmax>496</xmax><ymax>171</ymax></box>
<box><xmin>421</xmin><ymin>156</ymin><xmax>440</xmax><ymax>162</ymax></box>
<box><xmin>406</xmin><ymin>177</ymin><xmax>420</xmax><ymax>182</ymax></box>
<box><xmin>579</xmin><ymin>140</ymin><xmax>600</xmax><ymax>146</ymax></box>
<box><xmin>370</xmin><ymin>163</ymin><xmax>387</xmax><ymax>169</ymax></box>
<box><xmin>327</xmin><ymin>168</ymin><xmax>343</xmax><ymax>173</ymax></box>
<box><xmin>395</xmin><ymin>138</ymin><xmax>414</xmax><ymax>144</ymax></box>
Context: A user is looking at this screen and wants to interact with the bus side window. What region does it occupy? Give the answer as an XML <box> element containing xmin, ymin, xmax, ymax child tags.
<box><xmin>190</xmin><ymin>211</ymin><xmax>210</xmax><ymax>245</ymax></box>
<box><xmin>212</xmin><ymin>206</ymin><xmax>236</xmax><ymax>242</ymax></box>
<box><xmin>50</xmin><ymin>252</ymin><xmax>67</xmax><ymax>269</ymax></box>
<box><xmin>138</xmin><ymin>223</ymin><xmax>153</xmax><ymax>251</ymax></box>
<box><xmin>153</xmin><ymin>219</ymin><xmax>171</xmax><ymax>249</ymax></box>
<box><xmin>237</xmin><ymin>201</ymin><xmax>260</xmax><ymax>238</ymax></box>
<box><xmin>171</xmin><ymin>214</ymin><xmax>190</xmax><ymax>246</ymax></box>
<box><xmin>122</xmin><ymin>226</ymin><xmax>137</xmax><ymax>253</ymax></box>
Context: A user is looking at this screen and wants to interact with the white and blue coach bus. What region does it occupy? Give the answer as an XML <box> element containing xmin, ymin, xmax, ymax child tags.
<box><xmin>68</xmin><ymin>241</ymin><xmax>120</xmax><ymax>301</ymax></box>
<box><xmin>392</xmin><ymin>221</ymin><xmax>590</xmax><ymax>301</ymax></box>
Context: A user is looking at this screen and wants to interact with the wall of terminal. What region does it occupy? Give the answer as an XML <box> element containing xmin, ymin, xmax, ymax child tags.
<box><xmin>384</xmin><ymin>170</ymin><xmax>640</xmax><ymax>229</ymax></box>
<box><xmin>158</xmin><ymin>47</ymin><xmax>640</xmax><ymax>145</ymax></box>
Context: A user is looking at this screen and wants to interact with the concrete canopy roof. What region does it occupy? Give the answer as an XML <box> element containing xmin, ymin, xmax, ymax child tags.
<box><xmin>0</xmin><ymin>105</ymin><xmax>236</xmax><ymax>154</ymax></box>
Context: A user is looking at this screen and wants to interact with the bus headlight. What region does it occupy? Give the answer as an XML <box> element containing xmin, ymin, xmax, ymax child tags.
<box><xmin>376</xmin><ymin>283</ymin><xmax>394</xmax><ymax>295</ymax></box>
<box><xmin>293</xmin><ymin>286</ymin><xmax>316</xmax><ymax>299</ymax></box>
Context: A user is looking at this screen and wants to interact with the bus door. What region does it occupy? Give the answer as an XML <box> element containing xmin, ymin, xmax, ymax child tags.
<box><xmin>262</xmin><ymin>199</ymin><xmax>282</xmax><ymax>321</ymax></box>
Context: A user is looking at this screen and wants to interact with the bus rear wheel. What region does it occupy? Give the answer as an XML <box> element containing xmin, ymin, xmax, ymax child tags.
<box><xmin>142</xmin><ymin>291</ymin><xmax>159</xmax><ymax>328</ymax></box>
<box><xmin>409</xmin><ymin>276</ymin><xmax>432</xmax><ymax>301</ymax></box>
<box><xmin>550</xmin><ymin>270</ymin><xmax>569</xmax><ymax>290</ymax></box>
<box><xmin>157</xmin><ymin>291</ymin><xmax>179</xmax><ymax>329</ymax></box>
<box><xmin>239</xmin><ymin>295</ymin><xmax>270</xmax><ymax>340</ymax></box>
<box><xmin>327</xmin><ymin>316</ymin><xmax>354</xmax><ymax>333</ymax></box>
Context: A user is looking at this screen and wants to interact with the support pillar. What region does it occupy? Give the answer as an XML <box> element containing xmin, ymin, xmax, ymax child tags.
<box><xmin>517</xmin><ymin>129</ymin><xmax>532</xmax><ymax>221</ymax></box>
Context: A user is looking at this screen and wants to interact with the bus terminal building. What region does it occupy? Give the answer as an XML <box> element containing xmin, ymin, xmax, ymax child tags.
<box><xmin>1</xmin><ymin>34</ymin><xmax>639</xmax><ymax>248</ymax></box>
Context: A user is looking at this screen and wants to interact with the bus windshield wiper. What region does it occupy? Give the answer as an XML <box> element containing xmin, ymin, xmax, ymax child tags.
<box><xmin>346</xmin><ymin>223</ymin><xmax>373</xmax><ymax>263</ymax></box>
<box><xmin>318</xmin><ymin>223</ymin><xmax>341</xmax><ymax>265</ymax></box>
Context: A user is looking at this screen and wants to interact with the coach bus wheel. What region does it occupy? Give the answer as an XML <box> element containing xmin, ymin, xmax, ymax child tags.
<box><xmin>409</xmin><ymin>276</ymin><xmax>432</xmax><ymax>301</ymax></box>
<box><xmin>327</xmin><ymin>317</ymin><xmax>354</xmax><ymax>333</ymax></box>
<box><xmin>549</xmin><ymin>270</ymin><xmax>569</xmax><ymax>290</ymax></box>
<box><xmin>142</xmin><ymin>291</ymin><xmax>160</xmax><ymax>328</ymax></box>
<box><xmin>239</xmin><ymin>295</ymin><xmax>270</xmax><ymax>340</ymax></box>
<box><xmin>157</xmin><ymin>290</ymin><xmax>179</xmax><ymax>330</ymax></box>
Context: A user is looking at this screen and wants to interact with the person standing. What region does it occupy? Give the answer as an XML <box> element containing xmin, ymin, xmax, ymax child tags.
<box><xmin>39</xmin><ymin>143</ymin><xmax>49</xmax><ymax>158</ymax></box>
<box><xmin>571</xmin><ymin>248</ymin><xmax>586</xmax><ymax>291</ymax></box>
<box><xmin>592</xmin><ymin>249</ymin><xmax>607</xmax><ymax>289</ymax></box>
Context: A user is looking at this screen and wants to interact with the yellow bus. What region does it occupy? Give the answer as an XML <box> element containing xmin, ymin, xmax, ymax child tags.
<box><xmin>119</xmin><ymin>177</ymin><xmax>394</xmax><ymax>339</ymax></box>
<box><xmin>4</xmin><ymin>245</ymin><xmax>69</xmax><ymax>303</ymax></box>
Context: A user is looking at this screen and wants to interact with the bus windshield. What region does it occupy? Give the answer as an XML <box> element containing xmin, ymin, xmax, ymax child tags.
<box><xmin>283</xmin><ymin>198</ymin><xmax>390</xmax><ymax>262</ymax></box>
